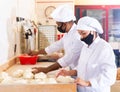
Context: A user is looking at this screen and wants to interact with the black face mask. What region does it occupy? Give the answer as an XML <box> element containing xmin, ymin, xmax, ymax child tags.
<box><xmin>57</xmin><ymin>23</ymin><xmax>66</xmax><ymax>33</ymax></box>
<box><xmin>81</xmin><ymin>33</ymin><xmax>94</xmax><ymax>45</ymax></box>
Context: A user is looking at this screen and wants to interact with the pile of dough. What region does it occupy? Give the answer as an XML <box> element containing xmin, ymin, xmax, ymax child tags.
<box><xmin>0</xmin><ymin>72</ymin><xmax>6</xmax><ymax>82</ymax></box>
<box><xmin>0</xmin><ymin>72</ymin><xmax>10</xmax><ymax>83</ymax></box>
<box><xmin>0</xmin><ymin>72</ymin><xmax>14</xmax><ymax>84</ymax></box>
<box><xmin>1</xmin><ymin>77</ymin><xmax>14</xmax><ymax>84</ymax></box>
<box><xmin>13</xmin><ymin>79</ymin><xmax>28</xmax><ymax>84</ymax></box>
<box><xmin>34</xmin><ymin>72</ymin><xmax>47</xmax><ymax>79</ymax></box>
<box><xmin>12</xmin><ymin>69</ymin><xmax>24</xmax><ymax>78</ymax></box>
<box><xmin>56</xmin><ymin>75</ymin><xmax>74</xmax><ymax>83</ymax></box>
<box><xmin>0</xmin><ymin>68</ymin><xmax>60</xmax><ymax>84</ymax></box>
<box><xmin>29</xmin><ymin>79</ymin><xmax>45</xmax><ymax>84</ymax></box>
<box><xmin>44</xmin><ymin>78</ymin><xmax>57</xmax><ymax>84</ymax></box>
<box><xmin>23</xmin><ymin>68</ymin><xmax>34</xmax><ymax>79</ymax></box>
<box><xmin>34</xmin><ymin>72</ymin><xmax>57</xmax><ymax>84</ymax></box>
<box><xmin>29</xmin><ymin>78</ymin><xmax>57</xmax><ymax>84</ymax></box>
<box><xmin>0</xmin><ymin>76</ymin><xmax>2</xmax><ymax>82</ymax></box>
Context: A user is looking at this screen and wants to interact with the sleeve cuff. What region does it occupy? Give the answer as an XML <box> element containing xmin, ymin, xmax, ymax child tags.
<box><xmin>89</xmin><ymin>78</ymin><xmax>98</xmax><ymax>89</ymax></box>
<box><xmin>45</xmin><ymin>47</ymin><xmax>51</xmax><ymax>54</ymax></box>
<box><xmin>57</xmin><ymin>58</ymin><xmax>68</xmax><ymax>68</ymax></box>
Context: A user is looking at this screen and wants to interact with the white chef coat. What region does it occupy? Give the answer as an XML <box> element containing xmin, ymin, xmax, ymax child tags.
<box><xmin>76</xmin><ymin>36</ymin><xmax>117</xmax><ymax>92</ymax></box>
<box><xmin>45</xmin><ymin>23</ymin><xmax>82</xmax><ymax>69</ymax></box>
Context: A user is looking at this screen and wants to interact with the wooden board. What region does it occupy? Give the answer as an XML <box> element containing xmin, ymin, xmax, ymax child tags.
<box><xmin>0</xmin><ymin>57</ymin><xmax>77</xmax><ymax>92</ymax></box>
<box><xmin>111</xmin><ymin>81</ymin><xmax>120</xmax><ymax>92</ymax></box>
<box><xmin>0</xmin><ymin>84</ymin><xmax>76</xmax><ymax>92</ymax></box>
<box><xmin>0</xmin><ymin>57</ymin><xmax>18</xmax><ymax>72</ymax></box>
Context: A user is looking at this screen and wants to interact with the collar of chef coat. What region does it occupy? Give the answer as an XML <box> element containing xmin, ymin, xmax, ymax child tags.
<box><xmin>82</xmin><ymin>36</ymin><xmax>101</xmax><ymax>49</ymax></box>
<box><xmin>66</xmin><ymin>23</ymin><xmax>77</xmax><ymax>35</ymax></box>
<box><xmin>89</xmin><ymin>36</ymin><xmax>101</xmax><ymax>49</ymax></box>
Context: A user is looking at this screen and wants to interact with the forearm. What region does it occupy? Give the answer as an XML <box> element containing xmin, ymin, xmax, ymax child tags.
<box><xmin>47</xmin><ymin>62</ymin><xmax>62</xmax><ymax>73</ymax></box>
<box><xmin>39</xmin><ymin>49</ymin><xmax>47</xmax><ymax>54</ymax></box>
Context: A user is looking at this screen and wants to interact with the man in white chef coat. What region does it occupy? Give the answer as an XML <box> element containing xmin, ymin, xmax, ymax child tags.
<box><xmin>57</xmin><ymin>16</ymin><xmax>117</xmax><ymax>92</ymax></box>
<box><xmin>29</xmin><ymin>4</ymin><xmax>82</xmax><ymax>74</ymax></box>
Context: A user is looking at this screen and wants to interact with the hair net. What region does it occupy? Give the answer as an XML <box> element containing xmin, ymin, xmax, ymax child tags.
<box><xmin>76</xmin><ymin>16</ymin><xmax>103</xmax><ymax>34</ymax></box>
<box><xmin>51</xmin><ymin>4</ymin><xmax>76</xmax><ymax>22</ymax></box>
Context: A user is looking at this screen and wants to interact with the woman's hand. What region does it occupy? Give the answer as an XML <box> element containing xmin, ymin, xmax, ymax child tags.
<box><xmin>56</xmin><ymin>68</ymin><xmax>70</xmax><ymax>77</ymax></box>
<box><xmin>75</xmin><ymin>78</ymin><xmax>91</xmax><ymax>87</ymax></box>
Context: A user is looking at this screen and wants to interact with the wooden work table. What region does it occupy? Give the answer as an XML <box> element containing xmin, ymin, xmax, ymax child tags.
<box><xmin>111</xmin><ymin>80</ymin><xmax>120</xmax><ymax>92</ymax></box>
<box><xmin>0</xmin><ymin>57</ymin><xmax>77</xmax><ymax>92</ymax></box>
<box><xmin>1</xmin><ymin>57</ymin><xmax>119</xmax><ymax>92</ymax></box>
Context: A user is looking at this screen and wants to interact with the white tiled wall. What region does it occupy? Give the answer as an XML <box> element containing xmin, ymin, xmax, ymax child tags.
<box><xmin>0</xmin><ymin>0</ymin><xmax>36</xmax><ymax>65</ymax></box>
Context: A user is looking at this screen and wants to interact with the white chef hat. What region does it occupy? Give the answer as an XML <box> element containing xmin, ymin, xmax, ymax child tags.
<box><xmin>51</xmin><ymin>4</ymin><xmax>76</xmax><ymax>22</ymax></box>
<box><xmin>76</xmin><ymin>16</ymin><xmax>103</xmax><ymax>34</ymax></box>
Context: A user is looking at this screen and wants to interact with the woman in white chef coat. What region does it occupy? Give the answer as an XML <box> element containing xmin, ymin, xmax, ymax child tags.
<box><xmin>29</xmin><ymin>4</ymin><xmax>82</xmax><ymax>74</ymax></box>
<box><xmin>57</xmin><ymin>16</ymin><xmax>117</xmax><ymax>92</ymax></box>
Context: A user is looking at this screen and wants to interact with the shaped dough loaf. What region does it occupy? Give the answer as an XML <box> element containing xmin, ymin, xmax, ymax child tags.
<box><xmin>23</xmin><ymin>68</ymin><xmax>34</xmax><ymax>79</ymax></box>
<box><xmin>12</xmin><ymin>69</ymin><xmax>24</xmax><ymax>78</ymax></box>
<box><xmin>0</xmin><ymin>72</ymin><xmax>10</xmax><ymax>83</ymax></box>
<box><xmin>34</xmin><ymin>72</ymin><xmax>47</xmax><ymax>79</ymax></box>
<box><xmin>14</xmin><ymin>79</ymin><xmax>28</xmax><ymax>84</ymax></box>
<box><xmin>0</xmin><ymin>72</ymin><xmax>14</xmax><ymax>84</ymax></box>
<box><xmin>46</xmin><ymin>78</ymin><xmax>57</xmax><ymax>84</ymax></box>
<box><xmin>56</xmin><ymin>75</ymin><xmax>74</xmax><ymax>83</ymax></box>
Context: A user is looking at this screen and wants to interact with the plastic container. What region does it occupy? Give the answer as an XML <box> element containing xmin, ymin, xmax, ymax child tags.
<box><xmin>18</xmin><ymin>55</ymin><xmax>38</xmax><ymax>65</ymax></box>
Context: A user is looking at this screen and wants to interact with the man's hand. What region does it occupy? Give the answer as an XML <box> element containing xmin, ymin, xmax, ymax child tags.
<box><xmin>32</xmin><ymin>67</ymin><xmax>48</xmax><ymax>74</ymax></box>
<box><xmin>28</xmin><ymin>50</ymin><xmax>39</xmax><ymax>56</ymax></box>
<box><xmin>28</xmin><ymin>49</ymin><xmax>46</xmax><ymax>56</ymax></box>
<box><xmin>48</xmin><ymin>52</ymin><xmax>63</xmax><ymax>60</ymax></box>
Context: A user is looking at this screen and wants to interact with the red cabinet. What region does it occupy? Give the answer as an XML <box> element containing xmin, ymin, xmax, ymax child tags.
<box><xmin>75</xmin><ymin>5</ymin><xmax>120</xmax><ymax>42</ymax></box>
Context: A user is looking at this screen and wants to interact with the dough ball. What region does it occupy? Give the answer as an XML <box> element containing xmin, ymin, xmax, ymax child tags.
<box><xmin>65</xmin><ymin>76</ymin><xmax>75</xmax><ymax>83</ymax></box>
<box><xmin>1</xmin><ymin>76</ymin><xmax>14</xmax><ymax>84</ymax></box>
<box><xmin>0</xmin><ymin>76</ymin><xmax>3</xmax><ymax>82</ymax></box>
<box><xmin>0</xmin><ymin>73</ymin><xmax>5</xmax><ymax>82</ymax></box>
<box><xmin>0</xmin><ymin>72</ymin><xmax>9</xmax><ymax>83</ymax></box>
<box><xmin>56</xmin><ymin>75</ymin><xmax>74</xmax><ymax>83</ymax></box>
<box><xmin>0</xmin><ymin>72</ymin><xmax>9</xmax><ymax>77</ymax></box>
<box><xmin>29</xmin><ymin>79</ymin><xmax>43</xmax><ymax>84</ymax></box>
<box><xmin>14</xmin><ymin>79</ymin><xmax>28</xmax><ymax>84</ymax></box>
<box><xmin>47</xmin><ymin>78</ymin><xmax>57</xmax><ymax>84</ymax></box>
<box><xmin>23</xmin><ymin>72</ymin><xmax>34</xmax><ymax>79</ymax></box>
<box><xmin>23</xmin><ymin>68</ymin><xmax>34</xmax><ymax>79</ymax></box>
<box><xmin>25</xmin><ymin>68</ymin><xmax>32</xmax><ymax>72</ymax></box>
<box><xmin>34</xmin><ymin>72</ymin><xmax>47</xmax><ymax>79</ymax></box>
<box><xmin>12</xmin><ymin>69</ymin><xmax>24</xmax><ymax>78</ymax></box>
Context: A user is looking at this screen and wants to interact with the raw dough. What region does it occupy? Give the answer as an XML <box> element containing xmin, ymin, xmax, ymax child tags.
<box><xmin>13</xmin><ymin>79</ymin><xmax>28</xmax><ymax>84</ymax></box>
<box><xmin>0</xmin><ymin>72</ymin><xmax>13</xmax><ymax>84</ymax></box>
<box><xmin>1</xmin><ymin>76</ymin><xmax>13</xmax><ymax>84</ymax></box>
<box><xmin>23</xmin><ymin>68</ymin><xmax>34</xmax><ymax>79</ymax></box>
<box><xmin>12</xmin><ymin>69</ymin><xmax>24</xmax><ymax>78</ymax></box>
<box><xmin>0</xmin><ymin>72</ymin><xmax>10</xmax><ymax>83</ymax></box>
<box><xmin>56</xmin><ymin>75</ymin><xmax>74</xmax><ymax>83</ymax></box>
<box><xmin>46</xmin><ymin>78</ymin><xmax>57</xmax><ymax>84</ymax></box>
<box><xmin>34</xmin><ymin>72</ymin><xmax>47</xmax><ymax>79</ymax></box>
